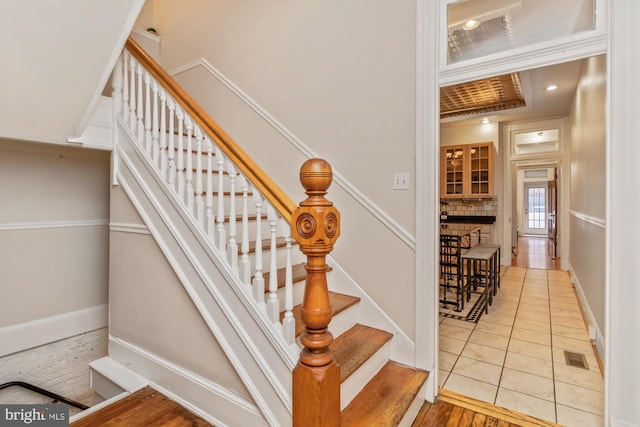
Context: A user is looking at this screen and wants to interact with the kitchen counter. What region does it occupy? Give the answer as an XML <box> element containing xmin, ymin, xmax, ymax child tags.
<box><xmin>440</xmin><ymin>215</ymin><xmax>496</xmax><ymax>224</ymax></box>
<box><xmin>440</xmin><ymin>223</ymin><xmax>482</xmax><ymax>237</ymax></box>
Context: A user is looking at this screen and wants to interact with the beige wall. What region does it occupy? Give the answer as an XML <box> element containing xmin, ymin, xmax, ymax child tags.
<box><xmin>568</xmin><ymin>55</ymin><xmax>606</xmax><ymax>343</ymax></box>
<box><xmin>108</xmin><ymin>185</ymin><xmax>253</xmax><ymax>401</ymax></box>
<box><xmin>138</xmin><ymin>0</ymin><xmax>419</xmax><ymax>337</ymax></box>
<box><xmin>0</xmin><ymin>140</ymin><xmax>109</xmax><ymax>327</ymax></box>
<box><xmin>440</xmin><ymin>121</ymin><xmax>499</xmax><ymax>149</ymax></box>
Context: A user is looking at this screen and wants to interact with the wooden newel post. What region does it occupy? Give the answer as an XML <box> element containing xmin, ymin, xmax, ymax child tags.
<box><xmin>291</xmin><ymin>158</ymin><xmax>341</xmax><ymax>427</ymax></box>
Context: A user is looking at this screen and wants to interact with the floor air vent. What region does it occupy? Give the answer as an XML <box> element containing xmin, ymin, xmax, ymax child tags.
<box><xmin>564</xmin><ymin>350</ymin><xmax>589</xmax><ymax>369</ymax></box>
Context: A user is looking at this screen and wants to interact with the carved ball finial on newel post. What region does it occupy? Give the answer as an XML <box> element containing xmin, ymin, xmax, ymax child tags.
<box><xmin>291</xmin><ymin>158</ymin><xmax>341</xmax><ymax>427</ymax></box>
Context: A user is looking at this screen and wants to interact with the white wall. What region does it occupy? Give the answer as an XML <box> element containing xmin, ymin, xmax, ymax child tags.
<box><xmin>0</xmin><ymin>139</ymin><xmax>109</xmax><ymax>353</ymax></box>
<box><xmin>135</xmin><ymin>0</ymin><xmax>419</xmax><ymax>338</ymax></box>
<box><xmin>608</xmin><ymin>2</ymin><xmax>640</xmax><ymax>424</ymax></box>
<box><xmin>108</xmin><ymin>185</ymin><xmax>254</xmax><ymax>402</ymax></box>
<box><xmin>568</xmin><ymin>55</ymin><xmax>606</xmax><ymax>355</ymax></box>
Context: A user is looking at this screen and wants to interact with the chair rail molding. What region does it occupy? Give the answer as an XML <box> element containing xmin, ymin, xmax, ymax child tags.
<box><xmin>0</xmin><ymin>305</ymin><xmax>108</xmax><ymax>357</ymax></box>
<box><xmin>569</xmin><ymin>210</ymin><xmax>606</xmax><ymax>229</ymax></box>
<box><xmin>0</xmin><ymin>219</ymin><xmax>109</xmax><ymax>231</ymax></box>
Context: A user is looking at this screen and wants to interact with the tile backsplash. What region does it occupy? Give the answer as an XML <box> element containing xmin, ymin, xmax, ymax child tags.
<box><xmin>440</xmin><ymin>198</ymin><xmax>498</xmax><ymax>217</ymax></box>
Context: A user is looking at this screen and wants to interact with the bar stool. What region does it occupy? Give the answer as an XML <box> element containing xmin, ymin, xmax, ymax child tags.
<box><xmin>461</xmin><ymin>246</ymin><xmax>497</xmax><ymax>313</ymax></box>
<box><xmin>440</xmin><ymin>235</ymin><xmax>464</xmax><ymax>311</ymax></box>
<box><xmin>481</xmin><ymin>243</ymin><xmax>501</xmax><ymax>295</ymax></box>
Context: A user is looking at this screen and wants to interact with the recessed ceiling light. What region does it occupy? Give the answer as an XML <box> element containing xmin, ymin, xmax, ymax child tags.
<box><xmin>462</xmin><ymin>19</ymin><xmax>480</xmax><ymax>31</ymax></box>
<box><xmin>546</xmin><ymin>84</ymin><xmax>558</xmax><ymax>91</ymax></box>
<box><xmin>481</xmin><ymin>117</ymin><xmax>490</xmax><ymax>124</ymax></box>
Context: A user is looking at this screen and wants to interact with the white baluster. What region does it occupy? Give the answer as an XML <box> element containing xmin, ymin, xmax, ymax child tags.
<box><xmin>122</xmin><ymin>52</ymin><xmax>129</xmax><ymax>123</ymax></box>
<box><xmin>252</xmin><ymin>191</ymin><xmax>265</xmax><ymax>304</ymax></box>
<box><xmin>167</xmin><ymin>100</ymin><xmax>176</xmax><ymax>186</ymax></box>
<box><xmin>227</xmin><ymin>163</ymin><xmax>238</xmax><ymax>274</ymax></box>
<box><xmin>144</xmin><ymin>72</ymin><xmax>152</xmax><ymax>154</ymax></box>
<box><xmin>151</xmin><ymin>81</ymin><xmax>160</xmax><ymax>165</ymax></box>
<box><xmin>205</xmin><ymin>140</ymin><xmax>215</xmax><ymax>240</ymax></box>
<box><xmin>194</xmin><ymin>128</ymin><xmax>205</xmax><ymax>226</ymax></box>
<box><xmin>266</xmin><ymin>204</ymin><xmax>280</xmax><ymax>323</ymax></box>
<box><xmin>128</xmin><ymin>57</ymin><xmax>136</xmax><ymax>132</ymax></box>
<box><xmin>176</xmin><ymin>110</ymin><xmax>185</xmax><ymax>200</ymax></box>
<box><xmin>282</xmin><ymin>224</ymin><xmax>295</xmax><ymax>344</ymax></box>
<box><xmin>111</xmin><ymin>56</ymin><xmax>123</xmax><ymax>186</ymax></box>
<box><xmin>185</xmin><ymin>118</ymin><xmax>194</xmax><ymax>210</ymax></box>
<box><xmin>215</xmin><ymin>147</ymin><xmax>227</xmax><ymax>257</ymax></box>
<box><xmin>238</xmin><ymin>175</ymin><xmax>251</xmax><ymax>286</ymax></box>
<box><xmin>159</xmin><ymin>91</ymin><xmax>168</xmax><ymax>178</ymax></box>
<box><xmin>136</xmin><ymin>64</ymin><xmax>144</xmax><ymax>143</ymax></box>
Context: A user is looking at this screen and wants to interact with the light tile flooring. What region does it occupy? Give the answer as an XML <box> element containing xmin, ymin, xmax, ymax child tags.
<box><xmin>438</xmin><ymin>266</ymin><xmax>604</xmax><ymax>426</ymax></box>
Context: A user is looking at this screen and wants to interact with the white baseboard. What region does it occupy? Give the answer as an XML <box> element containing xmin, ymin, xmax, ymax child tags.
<box><xmin>568</xmin><ymin>264</ymin><xmax>606</xmax><ymax>361</ymax></box>
<box><xmin>609</xmin><ymin>418</ymin><xmax>637</xmax><ymax>427</ymax></box>
<box><xmin>69</xmin><ymin>391</ymin><xmax>129</xmax><ymax>423</ymax></box>
<box><xmin>0</xmin><ymin>304</ymin><xmax>108</xmax><ymax>357</ymax></box>
<box><xmin>109</xmin><ymin>335</ymin><xmax>268</xmax><ymax>427</ymax></box>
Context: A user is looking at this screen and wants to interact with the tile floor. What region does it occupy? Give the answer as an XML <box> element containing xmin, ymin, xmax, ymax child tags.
<box><xmin>438</xmin><ymin>266</ymin><xmax>604</xmax><ymax>426</ymax></box>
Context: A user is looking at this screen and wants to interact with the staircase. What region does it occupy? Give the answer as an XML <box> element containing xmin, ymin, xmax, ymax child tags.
<box><xmin>95</xmin><ymin>37</ymin><xmax>428</xmax><ymax>426</ymax></box>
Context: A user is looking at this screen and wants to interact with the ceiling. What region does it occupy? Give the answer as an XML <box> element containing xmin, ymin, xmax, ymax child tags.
<box><xmin>440</xmin><ymin>58</ymin><xmax>587</xmax><ymax>127</ymax></box>
<box><xmin>0</xmin><ymin>1</ymin><xmax>144</xmax><ymax>145</ymax></box>
<box><xmin>440</xmin><ymin>73</ymin><xmax>526</xmax><ymax>119</ymax></box>
<box><xmin>441</xmin><ymin>0</ymin><xmax>594</xmax><ymax>127</ymax></box>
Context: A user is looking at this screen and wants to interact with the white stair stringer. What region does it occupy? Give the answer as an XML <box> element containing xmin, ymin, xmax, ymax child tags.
<box><xmin>114</xmin><ymin>118</ymin><xmax>297</xmax><ymax>427</ymax></box>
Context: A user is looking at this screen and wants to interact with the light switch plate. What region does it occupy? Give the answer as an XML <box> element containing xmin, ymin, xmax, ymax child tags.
<box><xmin>393</xmin><ymin>172</ymin><xmax>410</xmax><ymax>190</ymax></box>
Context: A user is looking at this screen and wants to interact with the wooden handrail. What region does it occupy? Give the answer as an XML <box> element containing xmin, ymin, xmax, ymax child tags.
<box><xmin>291</xmin><ymin>159</ymin><xmax>341</xmax><ymax>426</ymax></box>
<box><xmin>125</xmin><ymin>37</ymin><xmax>297</xmax><ymax>223</ymax></box>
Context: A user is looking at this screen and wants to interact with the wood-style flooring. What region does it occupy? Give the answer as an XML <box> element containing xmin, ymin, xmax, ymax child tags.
<box><xmin>71</xmin><ymin>387</ymin><xmax>212</xmax><ymax>427</ymax></box>
<box><xmin>412</xmin><ymin>390</ymin><xmax>561</xmax><ymax>427</ymax></box>
<box><xmin>511</xmin><ymin>236</ymin><xmax>560</xmax><ymax>270</ymax></box>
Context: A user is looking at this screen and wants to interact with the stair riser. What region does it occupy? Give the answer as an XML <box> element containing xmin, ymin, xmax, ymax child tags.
<box><xmin>327</xmin><ymin>303</ymin><xmax>359</xmax><ymax>345</ymax></box>
<box><xmin>340</xmin><ymin>340</ymin><xmax>392</xmax><ymax>411</ymax></box>
<box><xmin>194</xmin><ymin>221</ymin><xmax>289</xmax><ymax>254</ymax></box>
<box><xmin>245</xmin><ymin>249</ymin><xmax>306</xmax><ymax>276</ymax></box>
<box><xmin>167</xmin><ymin>186</ymin><xmax>262</xmax><ymax>219</ymax></box>
<box><xmin>273</xmin><ymin>281</ymin><xmax>305</xmax><ymax>312</ymax></box>
<box><xmin>397</xmin><ymin>383</ymin><xmax>428</xmax><ymax>427</ymax></box>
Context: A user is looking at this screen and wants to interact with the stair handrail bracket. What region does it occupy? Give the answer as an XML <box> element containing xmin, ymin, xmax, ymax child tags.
<box><xmin>291</xmin><ymin>159</ymin><xmax>341</xmax><ymax>427</ymax></box>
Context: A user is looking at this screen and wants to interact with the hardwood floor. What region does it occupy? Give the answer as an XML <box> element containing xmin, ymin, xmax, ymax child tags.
<box><xmin>412</xmin><ymin>390</ymin><xmax>561</xmax><ymax>427</ymax></box>
<box><xmin>71</xmin><ymin>387</ymin><xmax>212</xmax><ymax>427</ymax></box>
<box><xmin>511</xmin><ymin>236</ymin><xmax>560</xmax><ymax>270</ymax></box>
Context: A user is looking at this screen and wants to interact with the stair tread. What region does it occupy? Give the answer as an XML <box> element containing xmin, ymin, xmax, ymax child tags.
<box><xmin>261</xmin><ymin>263</ymin><xmax>333</xmax><ymax>291</ymax></box>
<box><xmin>287</xmin><ymin>292</ymin><xmax>361</xmax><ymax>337</ymax></box>
<box><xmin>246</xmin><ymin>236</ymin><xmax>288</xmax><ymax>253</ymax></box>
<box><xmin>261</xmin><ymin>263</ymin><xmax>307</xmax><ymax>290</ymax></box>
<box><xmin>223</xmin><ymin>213</ymin><xmax>267</xmax><ymax>223</ymax></box>
<box><xmin>71</xmin><ymin>386</ymin><xmax>212</xmax><ymax>426</ymax></box>
<box><xmin>330</xmin><ymin>324</ymin><xmax>393</xmax><ymax>383</ymax></box>
<box><xmin>340</xmin><ymin>361</ymin><xmax>428</xmax><ymax>427</ymax></box>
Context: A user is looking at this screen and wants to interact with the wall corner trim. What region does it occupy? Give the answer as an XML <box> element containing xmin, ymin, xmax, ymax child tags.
<box><xmin>0</xmin><ymin>304</ymin><xmax>108</xmax><ymax>357</ymax></box>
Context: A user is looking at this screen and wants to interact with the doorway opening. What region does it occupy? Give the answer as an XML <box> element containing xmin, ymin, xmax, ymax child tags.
<box><xmin>523</xmin><ymin>182</ymin><xmax>548</xmax><ymax>236</ymax></box>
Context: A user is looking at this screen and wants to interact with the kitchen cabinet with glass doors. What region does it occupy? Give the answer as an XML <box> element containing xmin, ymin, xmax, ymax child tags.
<box><xmin>440</xmin><ymin>142</ymin><xmax>494</xmax><ymax>199</ymax></box>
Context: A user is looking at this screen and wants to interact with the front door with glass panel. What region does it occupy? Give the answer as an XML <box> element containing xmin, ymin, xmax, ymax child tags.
<box><xmin>524</xmin><ymin>183</ymin><xmax>547</xmax><ymax>235</ymax></box>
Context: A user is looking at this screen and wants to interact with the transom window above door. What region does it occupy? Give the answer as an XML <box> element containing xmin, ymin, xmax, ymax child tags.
<box><xmin>446</xmin><ymin>0</ymin><xmax>596</xmax><ymax>65</ymax></box>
